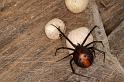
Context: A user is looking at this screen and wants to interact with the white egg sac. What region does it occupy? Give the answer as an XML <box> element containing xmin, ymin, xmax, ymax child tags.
<box><xmin>45</xmin><ymin>18</ymin><xmax>66</xmax><ymax>39</ymax></box>
<box><xmin>66</xmin><ymin>27</ymin><xmax>93</xmax><ymax>53</ymax></box>
<box><xmin>65</xmin><ymin>0</ymin><xmax>89</xmax><ymax>13</ymax></box>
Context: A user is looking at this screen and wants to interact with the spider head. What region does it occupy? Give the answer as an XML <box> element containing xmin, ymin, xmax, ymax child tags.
<box><xmin>74</xmin><ymin>47</ymin><xmax>94</xmax><ymax>68</ymax></box>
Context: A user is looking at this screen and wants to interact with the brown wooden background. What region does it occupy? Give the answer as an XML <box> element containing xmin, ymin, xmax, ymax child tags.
<box><xmin>0</xmin><ymin>0</ymin><xmax>124</xmax><ymax>82</ymax></box>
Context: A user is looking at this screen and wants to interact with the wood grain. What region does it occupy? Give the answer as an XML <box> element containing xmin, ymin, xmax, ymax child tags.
<box><xmin>0</xmin><ymin>0</ymin><xmax>91</xmax><ymax>82</ymax></box>
<box><xmin>0</xmin><ymin>0</ymin><xmax>124</xmax><ymax>82</ymax></box>
<box><xmin>96</xmin><ymin>0</ymin><xmax>124</xmax><ymax>35</ymax></box>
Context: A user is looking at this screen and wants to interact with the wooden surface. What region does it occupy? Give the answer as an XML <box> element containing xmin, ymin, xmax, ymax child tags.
<box><xmin>90</xmin><ymin>1</ymin><xmax>124</xmax><ymax>82</ymax></box>
<box><xmin>96</xmin><ymin>0</ymin><xmax>124</xmax><ymax>35</ymax></box>
<box><xmin>108</xmin><ymin>20</ymin><xmax>124</xmax><ymax>68</ymax></box>
<box><xmin>0</xmin><ymin>0</ymin><xmax>124</xmax><ymax>82</ymax></box>
<box><xmin>0</xmin><ymin>0</ymin><xmax>91</xmax><ymax>82</ymax></box>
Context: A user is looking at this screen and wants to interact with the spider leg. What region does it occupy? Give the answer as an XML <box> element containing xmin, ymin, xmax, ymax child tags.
<box><xmin>89</xmin><ymin>48</ymin><xmax>96</xmax><ymax>58</ymax></box>
<box><xmin>51</xmin><ymin>24</ymin><xmax>76</xmax><ymax>48</ymax></box>
<box><xmin>94</xmin><ymin>47</ymin><xmax>105</xmax><ymax>62</ymax></box>
<box><xmin>70</xmin><ymin>58</ymin><xmax>75</xmax><ymax>72</ymax></box>
<box><xmin>55</xmin><ymin>47</ymin><xmax>75</xmax><ymax>56</ymax></box>
<box><xmin>81</xmin><ymin>26</ymin><xmax>98</xmax><ymax>46</ymax></box>
<box><xmin>85</xmin><ymin>41</ymin><xmax>104</xmax><ymax>47</ymax></box>
<box><xmin>56</xmin><ymin>53</ymin><xmax>73</xmax><ymax>62</ymax></box>
<box><xmin>70</xmin><ymin>58</ymin><xmax>90</xmax><ymax>78</ymax></box>
<box><xmin>88</xmin><ymin>47</ymin><xmax>96</xmax><ymax>58</ymax></box>
<box><xmin>88</xmin><ymin>47</ymin><xmax>105</xmax><ymax>62</ymax></box>
<box><xmin>93</xmin><ymin>49</ymin><xmax>96</xmax><ymax>57</ymax></box>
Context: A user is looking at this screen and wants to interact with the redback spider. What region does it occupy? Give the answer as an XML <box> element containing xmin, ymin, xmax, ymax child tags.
<box><xmin>51</xmin><ymin>24</ymin><xmax>105</xmax><ymax>78</ymax></box>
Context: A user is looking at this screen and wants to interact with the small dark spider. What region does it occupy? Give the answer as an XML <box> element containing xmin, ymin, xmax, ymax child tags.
<box><xmin>51</xmin><ymin>24</ymin><xmax>105</xmax><ymax>78</ymax></box>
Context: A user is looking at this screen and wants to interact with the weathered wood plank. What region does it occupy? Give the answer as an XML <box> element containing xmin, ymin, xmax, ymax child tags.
<box><xmin>108</xmin><ymin>20</ymin><xmax>124</xmax><ymax>68</ymax></box>
<box><xmin>90</xmin><ymin>0</ymin><xmax>124</xmax><ymax>82</ymax></box>
<box><xmin>0</xmin><ymin>0</ymin><xmax>123</xmax><ymax>82</ymax></box>
<box><xmin>96</xmin><ymin>0</ymin><xmax>124</xmax><ymax>35</ymax></box>
<box><xmin>0</xmin><ymin>0</ymin><xmax>91</xmax><ymax>82</ymax></box>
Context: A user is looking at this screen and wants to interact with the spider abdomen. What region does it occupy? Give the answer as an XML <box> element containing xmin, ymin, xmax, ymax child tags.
<box><xmin>73</xmin><ymin>47</ymin><xmax>94</xmax><ymax>68</ymax></box>
<box><xmin>80</xmin><ymin>53</ymin><xmax>92</xmax><ymax>68</ymax></box>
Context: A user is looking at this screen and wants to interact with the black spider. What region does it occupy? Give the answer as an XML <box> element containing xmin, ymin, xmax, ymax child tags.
<box><xmin>51</xmin><ymin>24</ymin><xmax>105</xmax><ymax>78</ymax></box>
